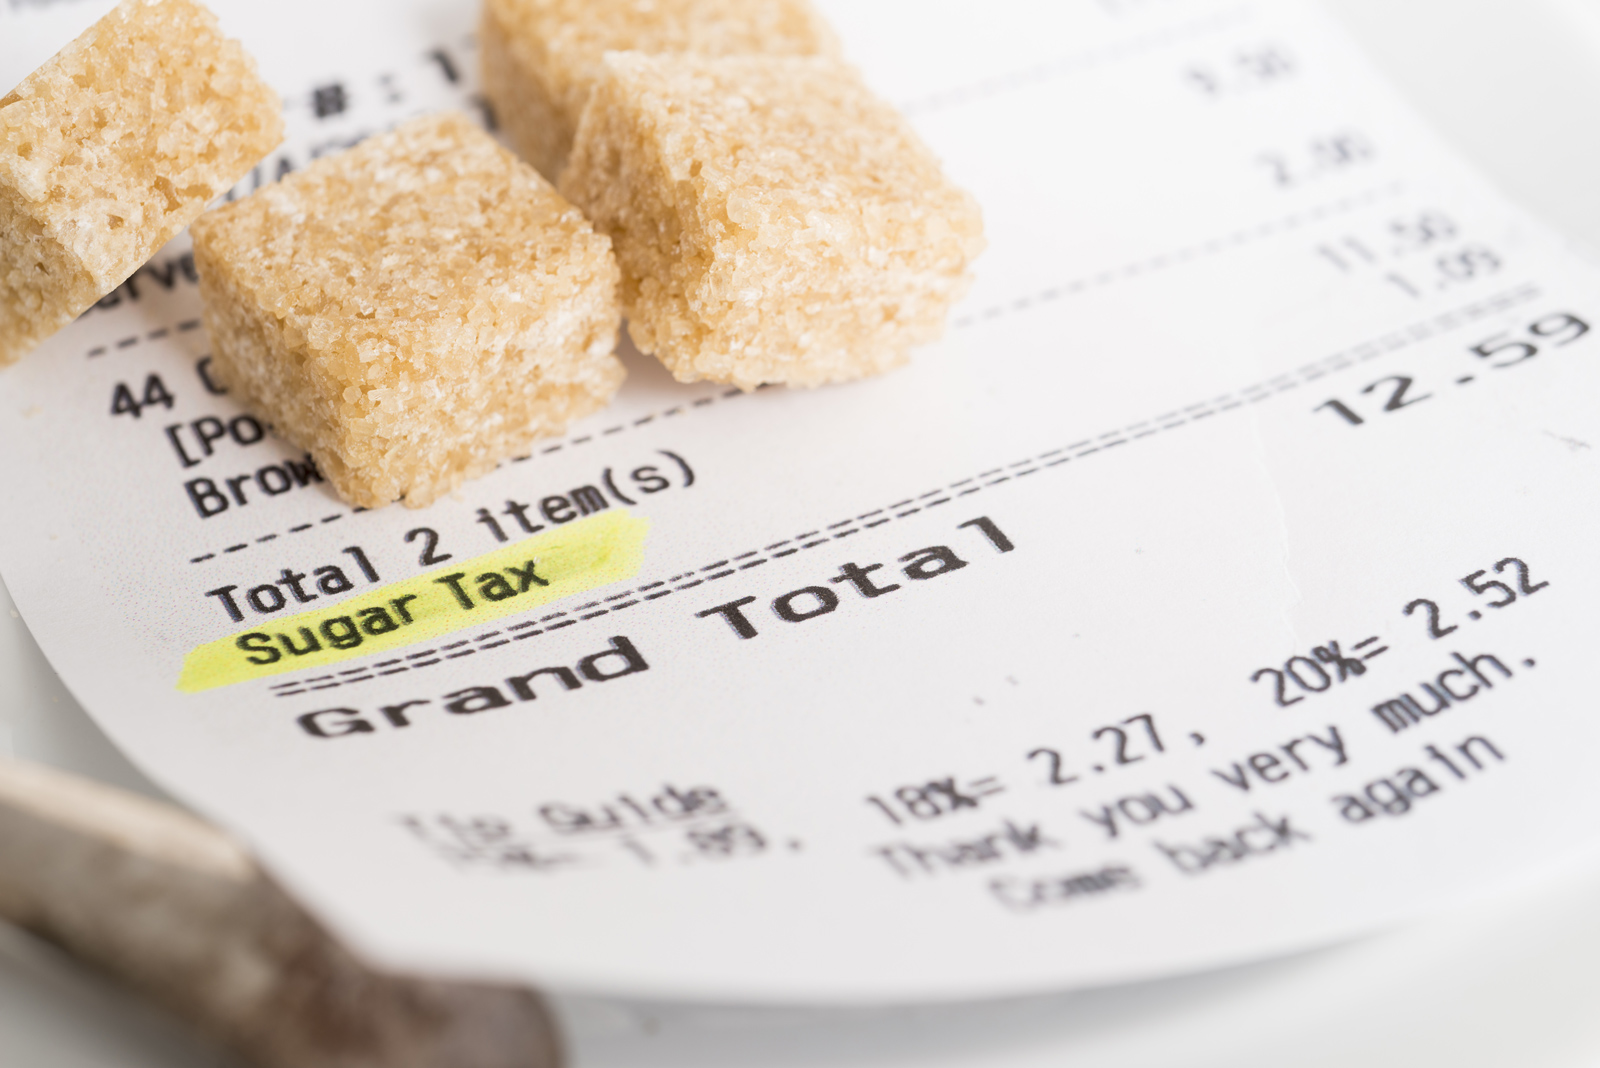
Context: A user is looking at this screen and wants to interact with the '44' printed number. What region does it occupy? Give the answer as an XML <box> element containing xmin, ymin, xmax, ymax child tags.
<box><xmin>110</xmin><ymin>374</ymin><xmax>174</xmax><ymax>419</ymax></box>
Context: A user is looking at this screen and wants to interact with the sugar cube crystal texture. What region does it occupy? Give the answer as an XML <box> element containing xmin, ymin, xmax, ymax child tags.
<box><xmin>190</xmin><ymin>112</ymin><xmax>623</xmax><ymax>510</ymax></box>
<box><xmin>0</xmin><ymin>0</ymin><xmax>282</xmax><ymax>366</ymax></box>
<box><xmin>560</xmin><ymin>53</ymin><xmax>985</xmax><ymax>391</ymax></box>
<box><xmin>481</xmin><ymin>0</ymin><xmax>838</xmax><ymax>181</ymax></box>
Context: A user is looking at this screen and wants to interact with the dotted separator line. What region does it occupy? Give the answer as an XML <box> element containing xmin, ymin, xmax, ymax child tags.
<box><xmin>186</xmin><ymin>184</ymin><xmax>1404</xmax><ymax>567</ymax></box>
<box><xmin>509</xmin><ymin>387</ymin><xmax>744</xmax><ymax>467</ymax></box>
<box><xmin>266</xmin><ymin>285</ymin><xmax>1537</xmax><ymax>698</ymax></box>
<box><xmin>86</xmin><ymin>319</ymin><xmax>202</xmax><ymax>358</ymax></box>
<box><xmin>899</xmin><ymin>6</ymin><xmax>1252</xmax><ymax>117</ymax></box>
<box><xmin>951</xmin><ymin>182</ymin><xmax>1406</xmax><ymax>331</ymax></box>
<box><xmin>187</xmin><ymin>513</ymin><xmax>347</xmax><ymax>564</ymax></box>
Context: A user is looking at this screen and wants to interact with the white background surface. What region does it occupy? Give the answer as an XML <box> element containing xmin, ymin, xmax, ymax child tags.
<box><xmin>6</xmin><ymin>0</ymin><xmax>1600</xmax><ymax>1063</ymax></box>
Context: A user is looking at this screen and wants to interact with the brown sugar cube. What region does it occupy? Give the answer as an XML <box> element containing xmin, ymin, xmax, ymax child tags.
<box><xmin>190</xmin><ymin>112</ymin><xmax>624</xmax><ymax>510</ymax></box>
<box><xmin>481</xmin><ymin>0</ymin><xmax>839</xmax><ymax>181</ymax></box>
<box><xmin>559</xmin><ymin>53</ymin><xmax>985</xmax><ymax>391</ymax></box>
<box><xmin>0</xmin><ymin>0</ymin><xmax>282</xmax><ymax>366</ymax></box>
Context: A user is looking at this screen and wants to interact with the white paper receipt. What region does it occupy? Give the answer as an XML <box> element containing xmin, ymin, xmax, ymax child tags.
<box><xmin>4</xmin><ymin>0</ymin><xmax>1600</xmax><ymax>1002</ymax></box>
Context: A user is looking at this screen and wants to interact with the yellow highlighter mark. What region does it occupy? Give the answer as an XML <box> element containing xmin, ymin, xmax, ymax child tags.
<box><xmin>178</xmin><ymin>510</ymin><xmax>649</xmax><ymax>693</ymax></box>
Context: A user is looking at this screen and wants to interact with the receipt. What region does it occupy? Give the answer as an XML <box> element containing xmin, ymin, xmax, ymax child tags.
<box><xmin>3</xmin><ymin>0</ymin><xmax>1600</xmax><ymax>1002</ymax></box>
